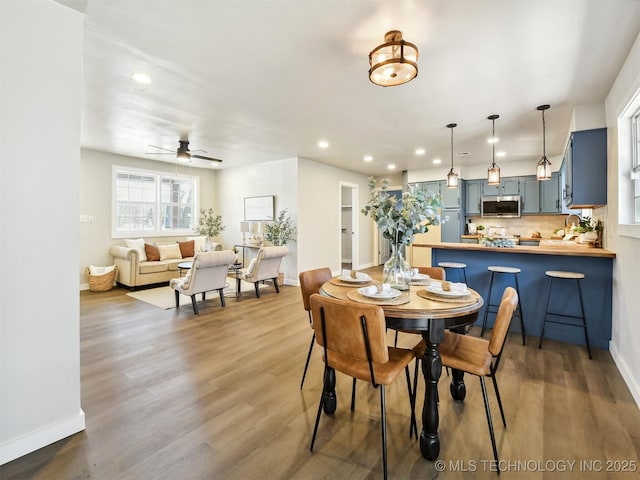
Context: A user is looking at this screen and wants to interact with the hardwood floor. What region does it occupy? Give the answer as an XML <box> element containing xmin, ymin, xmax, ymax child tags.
<box><xmin>2</xmin><ymin>277</ymin><xmax>639</xmax><ymax>479</ymax></box>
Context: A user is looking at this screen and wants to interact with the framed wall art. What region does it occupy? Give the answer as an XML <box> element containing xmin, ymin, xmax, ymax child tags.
<box><xmin>244</xmin><ymin>195</ymin><xmax>275</xmax><ymax>221</ymax></box>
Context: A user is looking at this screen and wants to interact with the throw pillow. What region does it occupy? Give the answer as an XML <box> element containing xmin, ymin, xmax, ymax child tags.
<box><xmin>245</xmin><ymin>258</ymin><xmax>257</xmax><ymax>277</ymax></box>
<box><xmin>158</xmin><ymin>243</ymin><xmax>182</xmax><ymax>261</ymax></box>
<box><xmin>125</xmin><ymin>238</ymin><xmax>147</xmax><ymax>261</ymax></box>
<box><xmin>178</xmin><ymin>240</ymin><xmax>195</xmax><ymax>258</ymax></box>
<box><xmin>144</xmin><ymin>243</ymin><xmax>160</xmax><ymax>261</ymax></box>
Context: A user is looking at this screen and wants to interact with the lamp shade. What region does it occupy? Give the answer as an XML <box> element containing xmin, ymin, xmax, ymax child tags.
<box><xmin>369</xmin><ymin>30</ymin><xmax>418</xmax><ymax>87</ymax></box>
<box><xmin>240</xmin><ymin>221</ymin><xmax>250</xmax><ymax>233</ymax></box>
<box><xmin>250</xmin><ymin>222</ymin><xmax>259</xmax><ymax>234</ymax></box>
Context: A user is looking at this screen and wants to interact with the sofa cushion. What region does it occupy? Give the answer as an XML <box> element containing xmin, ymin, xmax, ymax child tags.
<box><xmin>158</xmin><ymin>243</ymin><xmax>182</xmax><ymax>261</ymax></box>
<box><xmin>166</xmin><ymin>258</ymin><xmax>190</xmax><ymax>271</ymax></box>
<box><xmin>145</xmin><ymin>243</ymin><xmax>160</xmax><ymax>261</ymax></box>
<box><xmin>126</xmin><ymin>238</ymin><xmax>147</xmax><ymax>261</ymax></box>
<box><xmin>138</xmin><ymin>261</ymin><xmax>169</xmax><ymax>274</ymax></box>
<box><xmin>178</xmin><ymin>240</ymin><xmax>195</xmax><ymax>258</ymax></box>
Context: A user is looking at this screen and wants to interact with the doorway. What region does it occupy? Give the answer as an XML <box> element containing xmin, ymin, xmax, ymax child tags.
<box><xmin>340</xmin><ymin>183</ymin><xmax>358</xmax><ymax>270</ymax></box>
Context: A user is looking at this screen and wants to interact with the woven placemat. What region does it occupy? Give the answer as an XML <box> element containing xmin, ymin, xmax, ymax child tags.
<box><xmin>346</xmin><ymin>289</ymin><xmax>411</xmax><ymax>306</ymax></box>
<box><xmin>417</xmin><ymin>288</ymin><xmax>481</xmax><ymax>305</ymax></box>
<box><xmin>329</xmin><ymin>277</ymin><xmax>373</xmax><ymax>287</ymax></box>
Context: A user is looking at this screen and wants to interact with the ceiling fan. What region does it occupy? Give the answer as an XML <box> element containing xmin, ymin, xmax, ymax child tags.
<box><xmin>146</xmin><ymin>140</ymin><xmax>223</xmax><ymax>163</ymax></box>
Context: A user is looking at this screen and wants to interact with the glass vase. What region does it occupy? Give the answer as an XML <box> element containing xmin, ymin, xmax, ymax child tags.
<box><xmin>383</xmin><ymin>243</ymin><xmax>411</xmax><ymax>291</ymax></box>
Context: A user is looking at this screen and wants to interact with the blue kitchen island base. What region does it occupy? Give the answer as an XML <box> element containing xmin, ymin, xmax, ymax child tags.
<box><xmin>428</xmin><ymin>244</ymin><xmax>614</xmax><ymax>350</ymax></box>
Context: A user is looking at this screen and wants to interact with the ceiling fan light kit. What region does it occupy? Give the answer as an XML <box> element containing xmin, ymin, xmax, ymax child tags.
<box><xmin>536</xmin><ymin>104</ymin><xmax>552</xmax><ymax>180</ymax></box>
<box><xmin>369</xmin><ymin>30</ymin><xmax>418</xmax><ymax>87</ymax></box>
<box><xmin>487</xmin><ymin>114</ymin><xmax>501</xmax><ymax>185</ymax></box>
<box><xmin>446</xmin><ymin>123</ymin><xmax>459</xmax><ymax>189</ymax></box>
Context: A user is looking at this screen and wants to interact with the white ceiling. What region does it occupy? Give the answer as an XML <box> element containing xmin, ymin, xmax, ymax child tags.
<box><xmin>60</xmin><ymin>0</ymin><xmax>640</xmax><ymax>175</ymax></box>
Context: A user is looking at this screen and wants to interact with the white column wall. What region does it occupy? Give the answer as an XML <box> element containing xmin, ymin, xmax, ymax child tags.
<box><xmin>1</xmin><ymin>0</ymin><xmax>85</xmax><ymax>464</ymax></box>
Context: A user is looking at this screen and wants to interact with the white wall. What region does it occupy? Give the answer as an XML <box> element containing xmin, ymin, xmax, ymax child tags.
<box><xmin>604</xmin><ymin>31</ymin><xmax>640</xmax><ymax>407</ymax></box>
<box><xmin>216</xmin><ymin>158</ymin><xmax>298</xmax><ymax>284</ymax></box>
<box><xmin>79</xmin><ymin>149</ymin><xmax>218</xmax><ymax>289</ymax></box>
<box><xmin>1</xmin><ymin>0</ymin><xmax>85</xmax><ymax>464</ymax></box>
<box><xmin>297</xmin><ymin>159</ymin><xmax>374</xmax><ymax>275</ymax></box>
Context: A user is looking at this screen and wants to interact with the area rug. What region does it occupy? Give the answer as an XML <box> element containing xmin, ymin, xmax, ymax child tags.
<box><xmin>127</xmin><ymin>282</ymin><xmax>271</xmax><ymax>310</ymax></box>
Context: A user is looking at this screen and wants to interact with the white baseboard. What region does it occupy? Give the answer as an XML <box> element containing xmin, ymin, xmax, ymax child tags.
<box><xmin>0</xmin><ymin>410</ymin><xmax>86</xmax><ymax>466</ymax></box>
<box><xmin>80</xmin><ymin>283</ymin><xmax>90</xmax><ymax>291</ymax></box>
<box><xmin>610</xmin><ymin>341</ymin><xmax>640</xmax><ymax>409</ymax></box>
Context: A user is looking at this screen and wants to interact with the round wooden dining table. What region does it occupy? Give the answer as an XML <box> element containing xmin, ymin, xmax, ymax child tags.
<box><xmin>320</xmin><ymin>275</ymin><xmax>484</xmax><ymax>461</ymax></box>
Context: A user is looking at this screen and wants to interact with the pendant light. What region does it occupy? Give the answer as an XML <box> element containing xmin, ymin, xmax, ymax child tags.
<box><xmin>536</xmin><ymin>104</ymin><xmax>552</xmax><ymax>180</ymax></box>
<box><xmin>446</xmin><ymin>123</ymin><xmax>459</xmax><ymax>188</ymax></box>
<box><xmin>487</xmin><ymin>114</ymin><xmax>501</xmax><ymax>185</ymax></box>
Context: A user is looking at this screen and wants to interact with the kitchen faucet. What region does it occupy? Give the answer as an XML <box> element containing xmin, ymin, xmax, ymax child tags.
<box><xmin>565</xmin><ymin>213</ymin><xmax>580</xmax><ymax>228</ymax></box>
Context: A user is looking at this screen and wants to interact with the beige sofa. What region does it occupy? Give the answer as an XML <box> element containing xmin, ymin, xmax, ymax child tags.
<box><xmin>110</xmin><ymin>239</ymin><xmax>222</xmax><ymax>289</ymax></box>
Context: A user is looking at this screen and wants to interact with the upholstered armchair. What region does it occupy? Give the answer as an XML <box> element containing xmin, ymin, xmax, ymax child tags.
<box><xmin>169</xmin><ymin>250</ymin><xmax>236</xmax><ymax>314</ymax></box>
<box><xmin>241</xmin><ymin>246</ymin><xmax>288</xmax><ymax>298</ymax></box>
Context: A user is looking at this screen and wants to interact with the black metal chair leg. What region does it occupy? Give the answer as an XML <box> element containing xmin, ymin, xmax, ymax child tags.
<box><xmin>539</xmin><ymin>277</ymin><xmax>553</xmax><ymax>349</ymax></box>
<box><xmin>273</xmin><ymin>278</ymin><xmax>280</xmax><ymax>293</ymax></box>
<box><xmin>480</xmin><ymin>377</ymin><xmax>500</xmax><ymax>472</ymax></box>
<box><xmin>310</xmin><ymin>371</ymin><xmax>326</xmax><ymax>451</ymax></box>
<box><xmin>514</xmin><ymin>274</ymin><xmax>526</xmax><ymax>345</ymax></box>
<box><xmin>300</xmin><ymin>333</ymin><xmax>315</xmax><ymax>389</ymax></box>
<box><xmin>491</xmin><ymin>374</ymin><xmax>507</xmax><ymax>427</ymax></box>
<box><xmin>481</xmin><ymin>272</ymin><xmax>495</xmax><ymax>336</ymax></box>
<box><xmin>219</xmin><ymin>288</ymin><xmax>225</xmax><ymax>307</ymax></box>
<box><xmin>380</xmin><ymin>385</ymin><xmax>388</xmax><ymax>480</ymax></box>
<box><xmin>254</xmin><ymin>282</ymin><xmax>260</xmax><ymax>298</ymax></box>
<box><xmin>174</xmin><ymin>290</ymin><xmax>180</xmax><ymax>308</ymax></box>
<box><xmin>350</xmin><ymin>378</ymin><xmax>357</xmax><ymax>412</ymax></box>
<box><xmin>576</xmin><ymin>279</ymin><xmax>592</xmax><ymax>359</ymax></box>
<box><xmin>405</xmin><ymin>366</ymin><xmax>417</xmax><ymax>439</ymax></box>
<box><xmin>394</xmin><ymin>330</ymin><xmax>399</xmax><ymax>347</ymax></box>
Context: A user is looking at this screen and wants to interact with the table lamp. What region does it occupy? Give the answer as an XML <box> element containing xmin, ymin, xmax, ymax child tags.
<box><xmin>240</xmin><ymin>221</ymin><xmax>249</xmax><ymax>244</ymax></box>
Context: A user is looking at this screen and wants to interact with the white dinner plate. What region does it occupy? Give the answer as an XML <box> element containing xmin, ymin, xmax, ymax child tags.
<box><xmin>409</xmin><ymin>273</ymin><xmax>430</xmax><ymax>282</ymax></box>
<box><xmin>425</xmin><ymin>283</ymin><xmax>470</xmax><ymax>298</ymax></box>
<box><xmin>339</xmin><ymin>273</ymin><xmax>371</xmax><ymax>283</ymax></box>
<box><xmin>357</xmin><ymin>286</ymin><xmax>402</xmax><ymax>299</ymax></box>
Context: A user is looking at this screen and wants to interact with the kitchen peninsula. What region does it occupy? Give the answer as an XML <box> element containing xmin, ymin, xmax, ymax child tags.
<box><xmin>413</xmin><ymin>242</ymin><xmax>615</xmax><ymax>349</ymax></box>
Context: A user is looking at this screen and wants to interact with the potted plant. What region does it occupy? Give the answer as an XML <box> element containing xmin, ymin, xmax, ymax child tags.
<box><xmin>361</xmin><ymin>177</ymin><xmax>441</xmax><ymax>290</ymax></box>
<box><xmin>476</xmin><ymin>225</ymin><xmax>486</xmax><ymax>236</ymax></box>
<box><xmin>572</xmin><ymin>216</ymin><xmax>598</xmax><ymax>243</ymax></box>
<box><xmin>263</xmin><ymin>209</ymin><xmax>297</xmax><ymax>246</ymax></box>
<box><xmin>195</xmin><ymin>208</ymin><xmax>225</xmax><ymax>251</ymax></box>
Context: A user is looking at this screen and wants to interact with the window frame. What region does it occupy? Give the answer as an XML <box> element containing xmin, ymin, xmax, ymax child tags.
<box><xmin>112</xmin><ymin>165</ymin><xmax>200</xmax><ymax>239</ymax></box>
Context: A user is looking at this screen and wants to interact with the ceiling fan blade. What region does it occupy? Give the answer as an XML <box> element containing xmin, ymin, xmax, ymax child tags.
<box><xmin>147</xmin><ymin>144</ymin><xmax>176</xmax><ymax>153</ymax></box>
<box><xmin>145</xmin><ymin>152</ymin><xmax>175</xmax><ymax>155</ymax></box>
<box><xmin>191</xmin><ymin>154</ymin><xmax>223</xmax><ymax>162</ymax></box>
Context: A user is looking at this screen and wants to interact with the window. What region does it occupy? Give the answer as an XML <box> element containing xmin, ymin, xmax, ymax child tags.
<box><xmin>113</xmin><ymin>166</ymin><xmax>199</xmax><ymax>238</ymax></box>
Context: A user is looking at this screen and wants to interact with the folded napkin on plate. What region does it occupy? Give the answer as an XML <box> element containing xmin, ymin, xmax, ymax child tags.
<box><xmin>341</xmin><ymin>269</ymin><xmax>368</xmax><ymax>280</ymax></box>
<box><xmin>430</xmin><ymin>281</ymin><xmax>468</xmax><ymax>292</ymax></box>
<box><xmin>362</xmin><ymin>283</ymin><xmax>391</xmax><ymax>295</ymax></box>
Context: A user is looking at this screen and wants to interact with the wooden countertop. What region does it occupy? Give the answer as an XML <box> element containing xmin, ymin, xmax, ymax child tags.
<box><xmin>413</xmin><ymin>241</ymin><xmax>616</xmax><ymax>258</ymax></box>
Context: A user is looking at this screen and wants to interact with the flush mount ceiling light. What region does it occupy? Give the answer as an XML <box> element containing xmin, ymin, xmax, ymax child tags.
<box><xmin>536</xmin><ymin>104</ymin><xmax>552</xmax><ymax>180</ymax></box>
<box><xmin>131</xmin><ymin>73</ymin><xmax>151</xmax><ymax>84</ymax></box>
<box><xmin>368</xmin><ymin>30</ymin><xmax>418</xmax><ymax>87</ymax></box>
<box><xmin>415</xmin><ymin>148</ymin><xmax>426</xmax><ymax>155</ymax></box>
<box><xmin>318</xmin><ymin>140</ymin><xmax>329</xmax><ymax>149</ymax></box>
<box><xmin>446</xmin><ymin>123</ymin><xmax>459</xmax><ymax>188</ymax></box>
<box><xmin>487</xmin><ymin>114</ymin><xmax>501</xmax><ymax>186</ymax></box>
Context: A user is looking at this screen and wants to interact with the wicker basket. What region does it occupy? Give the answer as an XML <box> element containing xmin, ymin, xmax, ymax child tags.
<box><xmin>86</xmin><ymin>266</ymin><xmax>117</xmax><ymax>292</ymax></box>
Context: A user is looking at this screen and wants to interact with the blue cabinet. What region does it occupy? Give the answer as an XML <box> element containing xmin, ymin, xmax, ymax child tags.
<box><xmin>563</xmin><ymin>128</ymin><xmax>607</xmax><ymax>208</ymax></box>
<box><xmin>465</xmin><ymin>180</ymin><xmax>482</xmax><ymax>215</ymax></box>
<box><xmin>520</xmin><ymin>176</ymin><xmax>540</xmax><ymax>214</ymax></box>
<box><xmin>441</xmin><ymin>209</ymin><xmax>463</xmax><ymax>243</ymax></box>
<box><xmin>482</xmin><ymin>177</ymin><xmax>520</xmax><ymax>196</ymax></box>
<box><xmin>540</xmin><ymin>171</ymin><xmax>561</xmax><ymax>213</ymax></box>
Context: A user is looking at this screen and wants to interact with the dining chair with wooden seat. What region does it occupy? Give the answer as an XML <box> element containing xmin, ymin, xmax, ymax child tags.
<box><xmin>309</xmin><ymin>293</ymin><xmax>418</xmax><ymax>480</ymax></box>
<box><xmin>438</xmin><ymin>286</ymin><xmax>518</xmax><ymax>472</ymax></box>
<box><xmin>298</xmin><ymin>267</ymin><xmax>333</xmax><ymax>389</ymax></box>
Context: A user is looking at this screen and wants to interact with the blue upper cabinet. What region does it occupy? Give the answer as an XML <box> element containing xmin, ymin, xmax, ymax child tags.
<box><xmin>564</xmin><ymin>128</ymin><xmax>607</xmax><ymax>208</ymax></box>
<box><xmin>540</xmin><ymin>171</ymin><xmax>562</xmax><ymax>213</ymax></box>
<box><xmin>521</xmin><ymin>176</ymin><xmax>541</xmax><ymax>214</ymax></box>
<box><xmin>465</xmin><ymin>180</ymin><xmax>482</xmax><ymax>215</ymax></box>
<box><xmin>441</xmin><ymin>180</ymin><xmax>462</xmax><ymax>209</ymax></box>
<box><xmin>482</xmin><ymin>177</ymin><xmax>520</xmax><ymax>196</ymax></box>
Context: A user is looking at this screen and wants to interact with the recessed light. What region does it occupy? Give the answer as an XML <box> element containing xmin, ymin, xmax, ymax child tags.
<box><xmin>415</xmin><ymin>148</ymin><xmax>426</xmax><ymax>155</ymax></box>
<box><xmin>487</xmin><ymin>137</ymin><xmax>499</xmax><ymax>144</ymax></box>
<box><xmin>211</xmin><ymin>161</ymin><xmax>220</xmax><ymax>167</ymax></box>
<box><xmin>364</xmin><ymin>155</ymin><xmax>373</xmax><ymax>162</ymax></box>
<box><xmin>318</xmin><ymin>140</ymin><xmax>329</xmax><ymax>149</ymax></box>
<box><xmin>387</xmin><ymin>164</ymin><xmax>396</xmax><ymax>170</ymax></box>
<box><xmin>132</xmin><ymin>73</ymin><xmax>151</xmax><ymax>84</ymax></box>
<box><xmin>496</xmin><ymin>151</ymin><xmax>506</xmax><ymax>157</ymax></box>
<box><xmin>432</xmin><ymin>158</ymin><xmax>442</xmax><ymax>165</ymax></box>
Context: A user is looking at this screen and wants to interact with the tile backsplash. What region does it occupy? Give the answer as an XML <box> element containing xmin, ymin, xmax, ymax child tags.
<box><xmin>466</xmin><ymin>215</ymin><xmax>570</xmax><ymax>238</ymax></box>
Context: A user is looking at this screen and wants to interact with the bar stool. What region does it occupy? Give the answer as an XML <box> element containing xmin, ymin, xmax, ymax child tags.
<box><xmin>437</xmin><ymin>262</ymin><xmax>468</xmax><ymax>284</ymax></box>
<box><xmin>539</xmin><ymin>270</ymin><xmax>592</xmax><ymax>359</ymax></box>
<box><xmin>481</xmin><ymin>266</ymin><xmax>526</xmax><ymax>345</ymax></box>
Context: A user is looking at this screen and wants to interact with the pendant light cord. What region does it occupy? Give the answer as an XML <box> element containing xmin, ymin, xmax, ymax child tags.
<box><xmin>542</xmin><ymin>109</ymin><xmax>546</xmax><ymax>157</ymax></box>
<box><xmin>491</xmin><ymin>118</ymin><xmax>496</xmax><ymax>166</ymax></box>
<box><xmin>450</xmin><ymin>127</ymin><xmax>454</xmax><ymax>169</ymax></box>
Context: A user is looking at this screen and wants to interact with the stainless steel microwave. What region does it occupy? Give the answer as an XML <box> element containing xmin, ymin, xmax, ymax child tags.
<box><xmin>481</xmin><ymin>195</ymin><xmax>521</xmax><ymax>218</ymax></box>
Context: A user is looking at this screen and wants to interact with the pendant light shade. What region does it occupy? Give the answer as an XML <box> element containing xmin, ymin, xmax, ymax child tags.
<box><xmin>536</xmin><ymin>104</ymin><xmax>552</xmax><ymax>180</ymax></box>
<box><xmin>487</xmin><ymin>114</ymin><xmax>501</xmax><ymax>185</ymax></box>
<box><xmin>369</xmin><ymin>30</ymin><xmax>418</xmax><ymax>87</ymax></box>
<box><xmin>446</xmin><ymin>123</ymin><xmax>459</xmax><ymax>188</ymax></box>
